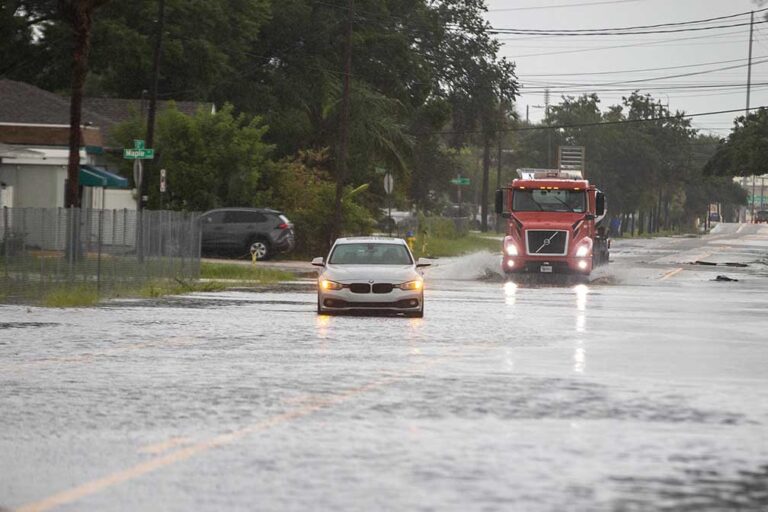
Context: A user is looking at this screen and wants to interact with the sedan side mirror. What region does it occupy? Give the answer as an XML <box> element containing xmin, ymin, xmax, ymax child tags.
<box><xmin>311</xmin><ymin>256</ymin><xmax>325</xmax><ymax>267</ymax></box>
<box><xmin>416</xmin><ymin>258</ymin><xmax>431</xmax><ymax>268</ymax></box>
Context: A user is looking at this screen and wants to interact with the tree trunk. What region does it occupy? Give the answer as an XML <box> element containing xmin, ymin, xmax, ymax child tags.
<box><xmin>638</xmin><ymin>210</ymin><xmax>645</xmax><ymax>235</ymax></box>
<box><xmin>62</xmin><ymin>2</ymin><xmax>97</xmax><ymax>208</ymax></box>
<box><xmin>481</xmin><ymin>134</ymin><xmax>491</xmax><ymax>232</ymax></box>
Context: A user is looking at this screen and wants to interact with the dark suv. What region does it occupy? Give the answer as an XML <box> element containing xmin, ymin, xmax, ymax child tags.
<box><xmin>200</xmin><ymin>208</ymin><xmax>295</xmax><ymax>260</ymax></box>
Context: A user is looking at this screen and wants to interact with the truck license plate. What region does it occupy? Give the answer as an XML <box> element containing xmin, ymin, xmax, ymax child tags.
<box><xmin>540</xmin><ymin>265</ymin><xmax>553</xmax><ymax>273</ymax></box>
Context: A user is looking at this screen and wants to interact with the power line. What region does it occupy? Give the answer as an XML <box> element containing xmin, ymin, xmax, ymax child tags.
<box><xmin>520</xmin><ymin>58</ymin><xmax>768</xmax><ymax>88</ymax></box>
<box><xmin>522</xmin><ymin>56</ymin><xmax>757</xmax><ymax>77</ymax></box>
<box><xmin>504</xmin><ymin>30</ymin><xmax>757</xmax><ymax>58</ymax></box>
<box><xmin>490</xmin><ymin>19</ymin><xmax>768</xmax><ymax>37</ymax></box>
<box><xmin>488</xmin><ymin>7</ymin><xmax>768</xmax><ymax>34</ymax></box>
<box><xmin>487</xmin><ymin>0</ymin><xmax>645</xmax><ymax>12</ymax></box>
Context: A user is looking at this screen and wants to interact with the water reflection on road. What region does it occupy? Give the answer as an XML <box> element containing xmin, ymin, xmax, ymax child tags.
<box><xmin>2</xmin><ymin>260</ymin><xmax>768</xmax><ymax>511</ymax></box>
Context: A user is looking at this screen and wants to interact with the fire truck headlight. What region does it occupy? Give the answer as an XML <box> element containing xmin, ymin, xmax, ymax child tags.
<box><xmin>506</xmin><ymin>259</ymin><xmax>515</xmax><ymax>268</ymax></box>
<box><xmin>505</xmin><ymin>244</ymin><xmax>518</xmax><ymax>257</ymax></box>
<box><xmin>578</xmin><ymin>260</ymin><xmax>588</xmax><ymax>270</ymax></box>
<box><xmin>575</xmin><ymin>245</ymin><xmax>590</xmax><ymax>258</ymax></box>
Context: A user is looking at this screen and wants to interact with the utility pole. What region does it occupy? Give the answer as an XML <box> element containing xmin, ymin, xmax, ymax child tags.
<box><xmin>330</xmin><ymin>0</ymin><xmax>353</xmax><ymax>244</ymax></box>
<box><xmin>544</xmin><ymin>88</ymin><xmax>552</xmax><ymax>168</ymax></box>
<box><xmin>143</xmin><ymin>0</ymin><xmax>165</xmax><ymax>211</ymax></box>
<box><xmin>746</xmin><ymin>10</ymin><xmax>754</xmax><ymax>117</ymax></box>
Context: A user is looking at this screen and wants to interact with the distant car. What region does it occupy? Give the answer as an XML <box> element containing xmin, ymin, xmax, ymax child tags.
<box><xmin>755</xmin><ymin>210</ymin><xmax>768</xmax><ymax>223</ymax></box>
<box><xmin>313</xmin><ymin>237</ymin><xmax>430</xmax><ymax>317</ymax></box>
<box><xmin>708</xmin><ymin>212</ymin><xmax>721</xmax><ymax>222</ymax></box>
<box><xmin>199</xmin><ymin>207</ymin><xmax>295</xmax><ymax>260</ymax></box>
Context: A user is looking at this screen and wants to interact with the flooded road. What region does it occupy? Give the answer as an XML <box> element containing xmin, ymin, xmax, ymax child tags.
<box><xmin>2</xmin><ymin>224</ymin><xmax>768</xmax><ymax>511</ymax></box>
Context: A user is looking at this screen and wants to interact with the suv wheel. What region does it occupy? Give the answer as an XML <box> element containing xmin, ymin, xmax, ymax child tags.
<box><xmin>249</xmin><ymin>239</ymin><xmax>271</xmax><ymax>261</ymax></box>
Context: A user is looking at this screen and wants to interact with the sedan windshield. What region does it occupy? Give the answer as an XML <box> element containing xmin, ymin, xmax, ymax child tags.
<box><xmin>329</xmin><ymin>243</ymin><xmax>413</xmax><ymax>265</ymax></box>
<box><xmin>513</xmin><ymin>189</ymin><xmax>586</xmax><ymax>213</ymax></box>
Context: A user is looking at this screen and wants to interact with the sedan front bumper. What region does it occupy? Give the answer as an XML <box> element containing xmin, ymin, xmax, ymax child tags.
<box><xmin>318</xmin><ymin>287</ymin><xmax>423</xmax><ymax>312</ymax></box>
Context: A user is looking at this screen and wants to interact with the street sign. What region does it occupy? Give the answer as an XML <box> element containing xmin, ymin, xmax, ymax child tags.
<box><xmin>124</xmin><ymin>139</ymin><xmax>155</xmax><ymax>159</ymax></box>
<box><xmin>450</xmin><ymin>177</ymin><xmax>470</xmax><ymax>186</ymax></box>
<box><xmin>383</xmin><ymin>173</ymin><xmax>394</xmax><ymax>194</ymax></box>
<box><xmin>123</xmin><ymin>148</ymin><xmax>155</xmax><ymax>160</ymax></box>
<box><xmin>160</xmin><ymin>168</ymin><xmax>167</xmax><ymax>193</ymax></box>
<box><xmin>375</xmin><ymin>165</ymin><xmax>387</xmax><ymax>175</ymax></box>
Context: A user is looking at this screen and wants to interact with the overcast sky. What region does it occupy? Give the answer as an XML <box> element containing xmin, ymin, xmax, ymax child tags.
<box><xmin>484</xmin><ymin>0</ymin><xmax>768</xmax><ymax>136</ymax></box>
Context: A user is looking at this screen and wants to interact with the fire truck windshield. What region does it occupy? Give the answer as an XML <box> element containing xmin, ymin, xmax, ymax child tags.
<box><xmin>512</xmin><ymin>189</ymin><xmax>586</xmax><ymax>213</ymax></box>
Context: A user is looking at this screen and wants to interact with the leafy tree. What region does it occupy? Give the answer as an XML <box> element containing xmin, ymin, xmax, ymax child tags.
<box><xmin>112</xmin><ymin>104</ymin><xmax>273</xmax><ymax>211</ymax></box>
<box><xmin>704</xmin><ymin>108</ymin><xmax>768</xmax><ymax>177</ymax></box>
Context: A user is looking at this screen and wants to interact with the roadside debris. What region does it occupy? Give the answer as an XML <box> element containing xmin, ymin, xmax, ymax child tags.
<box><xmin>691</xmin><ymin>261</ymin><xmax>749</xmax><ymax>267</ymax></box>
<box><xmin>713</xmin><ymin>275</ymin><xmax>739</xmax><ymax>282</ymax></box>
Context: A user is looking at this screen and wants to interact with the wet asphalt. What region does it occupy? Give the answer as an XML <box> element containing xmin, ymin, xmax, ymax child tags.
<box><xmin>1</xmin><ymin>224</ymin><xmax>768</xmax><ymax>511</ymax></box>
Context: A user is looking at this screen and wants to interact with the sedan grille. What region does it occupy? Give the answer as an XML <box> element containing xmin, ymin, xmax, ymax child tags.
<box><xmin>526</xmin><ymin>230</ymin><xmax>568</xmax><ymax>256</ymax></box>
<box><xmin>372</xmin><ymin>283</ymin><xmax>394</xmax><ymax>294</ymax></box>
<box><xmin>349</xmin><ymin>283</ymin><xmax>371</xmax><ymax>294</ymax></box>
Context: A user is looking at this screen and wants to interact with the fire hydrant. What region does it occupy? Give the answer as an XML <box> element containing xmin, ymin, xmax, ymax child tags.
<box><xmin>405</xmin><ymin>230</ymin><xmax>416</xmax><ymax>252</ymax></box>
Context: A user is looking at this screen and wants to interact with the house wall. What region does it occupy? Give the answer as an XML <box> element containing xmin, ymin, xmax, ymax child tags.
<box><xmin>0</xmin><ymin>163</ymin><xmax>66</xmax><ymax>208</ymax></box>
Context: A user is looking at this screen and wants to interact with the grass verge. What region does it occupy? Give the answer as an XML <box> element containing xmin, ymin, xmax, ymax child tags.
<box><xmin>200</xmin><ymin>262</ymin><xmax>295</xmax><ymax>283</ymax></box>
<box><xmin>42</xmin><ymin>285</ymin><xmax>100</xmax><ymax>308</ymax></box>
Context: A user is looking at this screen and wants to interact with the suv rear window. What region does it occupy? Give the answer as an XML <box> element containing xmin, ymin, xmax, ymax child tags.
<box><xmin>224</xmin><ymin>211</ymin><xmax>267</xmax><ymax>223</ymax></box>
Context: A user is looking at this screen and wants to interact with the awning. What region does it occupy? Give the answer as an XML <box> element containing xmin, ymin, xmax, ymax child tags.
<box><xmin>79</xmin><ymin>165</ymin><xmax>129</xmax><ymax>189</ymax></box>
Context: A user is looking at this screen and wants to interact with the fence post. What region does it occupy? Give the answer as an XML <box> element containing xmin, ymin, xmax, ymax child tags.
<box><xmin>2</xmin><ymin>207</ymin><xmax>8</xmax><ymax>280</ymax></box>
<box><xmin>97</xmin><ymin>208</ymin><xmax>103</xmax><ymax>296</ymax></box>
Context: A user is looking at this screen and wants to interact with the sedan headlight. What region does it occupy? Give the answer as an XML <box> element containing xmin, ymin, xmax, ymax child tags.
<box><xmin>399</xmin><ymin>280</ymin><xmax>423</xmax><ymax>291</ymax></box>
<box><xmin>320</xmin><ymin>279</ymin><xmax>343</xmax><ymax>290</ymax></box>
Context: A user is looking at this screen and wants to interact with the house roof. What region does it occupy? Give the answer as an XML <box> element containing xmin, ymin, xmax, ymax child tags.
<box><xmin>82</xmin><ymin>98</ymin><xmax>214</xmax><ymax>128</ymax></box>
<box><xmin>0</xmin><ymin>79</ymin><xmax>213</xmax><ymax>145</ymax></box>
<box><xmin>0</xmin><ymin>79</ymin><xmax>113</xmax><ymax>127</ymax></box>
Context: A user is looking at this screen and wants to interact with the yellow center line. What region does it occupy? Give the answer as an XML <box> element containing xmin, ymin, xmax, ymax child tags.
<box><xmin>660</xmin><ymin>267</ymin><xmax>683</xmax><ymax>280</ymax></box>
<box><xmin>14</xmin><ymin>346</ymin><xmax>482</xmax><ymax>512</ymax></box>
<box><xmin>137</xmin><ymin>437</ymin><xmax>193</xmax><ymax>455</ymax></box>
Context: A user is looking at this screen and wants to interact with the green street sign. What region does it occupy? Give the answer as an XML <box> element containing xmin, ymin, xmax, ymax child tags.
<box><xmin>123</xmin><ymin>148</ymin><xmax>155</xmax><ymax>160</ymax></box>
<box><xmin>133</xmin><ymin>139</ymin><xmax>145</xmax><ymax>150</ymax></box>
<box><xmin>450</xmin><ymin>177</ymin><xmax>470</xmax><ymax>186</ymax></box>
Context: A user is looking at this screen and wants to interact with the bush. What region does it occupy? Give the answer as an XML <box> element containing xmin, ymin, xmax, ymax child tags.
<box><xmin>257</xmin><ymin>150</ymin><xmax>374</xmax><ymax>257</ymax></box>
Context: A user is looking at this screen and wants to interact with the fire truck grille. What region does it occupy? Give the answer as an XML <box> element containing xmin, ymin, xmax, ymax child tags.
<box><xmin>526</xmin><ymin>230</ymin><xmax>568</xmax><ymax>256</ymax></box>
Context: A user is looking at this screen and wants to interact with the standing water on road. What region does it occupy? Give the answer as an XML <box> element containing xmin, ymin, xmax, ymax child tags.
<box><xmin>2</xmin><ymin>228</ymin><xmax>768</xmax><ymax>511</ymax></box>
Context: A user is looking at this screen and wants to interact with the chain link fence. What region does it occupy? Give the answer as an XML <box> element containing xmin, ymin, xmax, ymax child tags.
<box><xmin>0</xmin><ymin>207</ymin><xmax>201</xmax><ymax>303</ymax></box>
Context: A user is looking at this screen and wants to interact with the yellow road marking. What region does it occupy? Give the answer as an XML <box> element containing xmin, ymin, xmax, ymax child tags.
<box><xmin>660</xmin><ymin>267</ymin><xmax>683</xmax><ymax>280</ymax></box>
<box><xmin>15</xmin><ymin>347</ymin><xmax>478</xmax><ymax>512</ymax></box>
<box><xmin>137</xmin><ymin>437</ymin><xmax>192</xmax><ymax>455</ymax></box>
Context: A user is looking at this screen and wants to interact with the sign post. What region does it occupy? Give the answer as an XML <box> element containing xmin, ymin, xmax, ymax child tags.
<box><xmin>123</xmin><ymin>139</ymin><xmax>156</xmax><ymax>261</ymax></box>
<box><xmin>383</xmin><ymin>172</ymin><xmax>394</xmax><ymax>237</ymax></box>
<box><xmin>124</xmin><ymin>139</ymin><xmax>155</xmax><ymax>210</ymax></box>
<box><xmin>450</xmin><ymin>176</ymin><xmax>470</xmax><ymax>215</ymax></box>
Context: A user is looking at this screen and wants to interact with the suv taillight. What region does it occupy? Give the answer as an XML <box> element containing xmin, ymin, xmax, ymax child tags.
<box><xmin>277</xmin><ymin>223</ymin><xmax>289</xmax><ymax>229</ymax></box>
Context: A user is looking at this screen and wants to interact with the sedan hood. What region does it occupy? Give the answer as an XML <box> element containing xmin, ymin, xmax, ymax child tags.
<box><xmin>323</xmin><ymin>265</ymin><xmax>419</xmax><ymax>283</ymax></box>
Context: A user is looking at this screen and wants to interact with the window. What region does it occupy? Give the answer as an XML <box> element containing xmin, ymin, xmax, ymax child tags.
<box><xmin>512</xmin><ymin>189</ymin><xmax>586</xmax><ymax>213</ymax></box>
<box><xmin>202</xmin><ymin>211</ymin><xmax>225</xmax><ymax>224</ymax></box>
<box><xmin>224</xmin><ymin>210</ymin><xmax>267</xmax><ymax>223</ymax></box>
<box><xmin>329</xmin><ymin>243</ymin><xmax>413</xmax><ymax>265</ymax></box>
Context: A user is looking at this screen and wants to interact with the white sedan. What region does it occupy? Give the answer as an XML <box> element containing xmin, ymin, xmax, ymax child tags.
<box><xmin>313</xmin><ymin>237</ymin><xmax>430</xmax><ymax>317</ymax></box>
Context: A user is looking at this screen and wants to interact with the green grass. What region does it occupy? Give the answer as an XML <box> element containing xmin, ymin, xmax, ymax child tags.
<box><xmin>42</xmin><ymin>285</ymin><xmax>100</xmax><ymax>308</ymax></box>
<box><xmin>200</xmin><ymin>262</ymin><xmax>295</xmax><ymax>283</ymax></box>
<box><xmin>139</xmin><ymin>279</ymin><xmax>227</xmax><ymax>298</ymax></box>
<box><xmin>413</xmin><ymin>233</ymin><xmax>501</xmax><ymax>258</ymax></box>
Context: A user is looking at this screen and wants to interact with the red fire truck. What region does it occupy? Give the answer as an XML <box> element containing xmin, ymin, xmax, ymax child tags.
<box><xmin>494</xmin><ymin>147</ymin><xmax>609</xmax><ymax>278</ymax></box>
